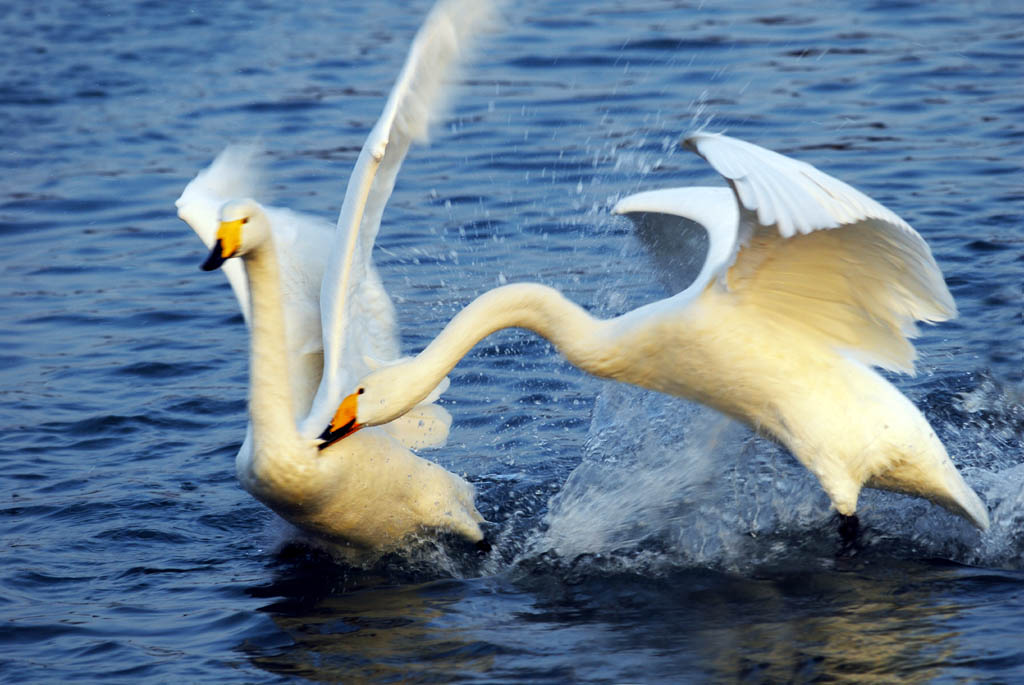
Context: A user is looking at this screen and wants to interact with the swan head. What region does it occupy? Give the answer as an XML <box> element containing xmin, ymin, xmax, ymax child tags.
<box><xmin>200</xmin><ymin>198</ymin><xmax>271</xmax><ymax>270</ymax></box>
<box><xmin>316</xmin><ymin>362</ymin><xmax>424</xmax><ymax>449</ymax></box>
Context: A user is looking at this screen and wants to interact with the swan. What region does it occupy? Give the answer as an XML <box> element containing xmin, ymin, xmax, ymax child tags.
<box><xmin>177</xmin><ymin>144</ymin><xmax>336</xmax><ymax>426</ymax></box>
<box><xmin>319</xmin><ymin>132</ymin><xmax>990</xmax><ymax>534</ymax></box>
<box><xmin>180</xmin><ymin>0</ymin><xmax>497</xmax><ymax>557</ymax></box>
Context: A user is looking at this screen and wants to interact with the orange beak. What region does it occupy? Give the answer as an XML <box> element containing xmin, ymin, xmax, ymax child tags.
<box><xmin>201</xmin><ymin>218</ymin><xmax>245</xmax><ymax>271</ymax></box>
<box><xmin>317</xmin><ymin>391</ymin><xmax>362</xmax><ymax>450</ymax></box>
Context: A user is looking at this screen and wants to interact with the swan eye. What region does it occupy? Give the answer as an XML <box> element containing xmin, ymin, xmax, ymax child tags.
<box><xmin>357</xmin><ymin>388</ymin><xmax>365</xmax><ymax>395</ymax></box>
<box><xmin>242</xmin><ymin>217</ymin><xmax>249</xmax><ymax>224</ymax></box>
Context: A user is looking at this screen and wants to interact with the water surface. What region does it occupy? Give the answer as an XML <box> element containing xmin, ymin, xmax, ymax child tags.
<box><xmin>1</xmin><ymin>0</ymin><xmax>1022</xmax><ymax>681</ymax></box>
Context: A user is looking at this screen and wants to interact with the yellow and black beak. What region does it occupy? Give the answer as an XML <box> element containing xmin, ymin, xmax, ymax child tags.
<box><xmin>317</xmin><ymin>390</ymin><xmax>363</xmax><ymax>451</ymax></box>
<box><xmin>200</xmin><ymin>218</ymin><xmax>245</xmax><ymax>271</ymax></box>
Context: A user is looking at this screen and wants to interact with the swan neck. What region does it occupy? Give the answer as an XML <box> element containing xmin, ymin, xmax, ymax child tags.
<box><xmin>243</xmin><ymin>244</ymin><xmax>302</xmax><ymax>447</ymax></box>
<box><xmin>414</xmin><ymin>282</ymin><xmax>604</xmax><ymax>391</ymax></box>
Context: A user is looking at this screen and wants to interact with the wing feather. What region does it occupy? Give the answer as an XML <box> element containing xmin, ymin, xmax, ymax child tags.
<box><xmin>686</xmin><ymin>132</ymin><xmax>956</xmax><ymax>373</ymax></box>
<box><xmin>300</xmin><ymin>0</ymin><xmax>498</xmax><ymax>437</ymax></box>
<box><xmin>613</xmin><ymin>187</ymin><xmax>737</xmax><ymax>297</ymax></box>
<box><xmin>176</xmin><ymin>144</ymin><xmax>262</xmax><ymax>324</ymax></box>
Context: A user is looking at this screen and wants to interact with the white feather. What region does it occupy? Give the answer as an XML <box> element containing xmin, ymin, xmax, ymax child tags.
<box><xmin>302</xmin><ymin>0</ymin><xmax>497</xmax><ymax>438</ymax></box>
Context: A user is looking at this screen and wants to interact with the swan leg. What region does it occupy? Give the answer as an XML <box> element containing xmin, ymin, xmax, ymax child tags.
<box><xmin>837</xmin><ymin>513</ymin><xmax>860</xmax><ymax>555</ymax></box>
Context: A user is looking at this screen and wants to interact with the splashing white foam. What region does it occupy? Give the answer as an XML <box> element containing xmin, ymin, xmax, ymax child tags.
<box><xmin>526</xmin><ymin>375</ymin><xmax>1024</xmax><ymax>573</ymax></box>
<box><xmin>526</xmin><ymin>383</ymin><xmax>829</xmax><ymax>572</ymax></box>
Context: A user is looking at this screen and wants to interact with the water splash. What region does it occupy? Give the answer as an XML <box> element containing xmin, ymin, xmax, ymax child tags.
<box><xmin>521</xmin><ymin>375</ymin><xmax>1023</xmax><ymax>575</ymax></box>
<box><xmin>538</xmin><ymin>388</ymin><xmax>730</xmax><ymax>560</ymax></box>
<box><xmin>951</xmin><ymin>376</ymin><xmax>1024</xmax><ymax>568</ymax></box>
<box><xmin>521</xmin><ymin>384</ymin><xmax>827</xmax><ymax>573</ymax></box>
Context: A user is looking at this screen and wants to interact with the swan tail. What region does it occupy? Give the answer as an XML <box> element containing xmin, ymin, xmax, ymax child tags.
<box><xmin>411</xmin><ymin>460</ymin><xmax>485</xmax><ymax>542</ymax></box>
<box><xmin>867</xmin><ymin>449</ymin><xmax>990</xmax><ymax>531</ymax></box>
<box><xmin>948</xmin><ymin>483</ymin><xmax>990</xmax><ymax>532</ymax></box>
<box><xmin>923</xmin><ymin>460</ymin><xmax>990</xmax><ymax>531</ymax></box>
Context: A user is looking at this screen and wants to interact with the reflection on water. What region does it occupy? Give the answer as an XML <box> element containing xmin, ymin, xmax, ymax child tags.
<box><xmin>698</xmin><ymin>563</ymin><xmax>963</xmax><ymax>682</ymax></box>
<box><xmin>243</xmin><ymin>548</ymin><xmax>495</xmax><ymax>681</ymax></box>
<box><xmin>241</xmin><ymin>544</ymin><xmax>1024</xmax><ymax>683</ymax></box>
<box><xmin>251</xmin><ymin>585</ymin><xmax>494</xmax><ymax>681</ymax></box>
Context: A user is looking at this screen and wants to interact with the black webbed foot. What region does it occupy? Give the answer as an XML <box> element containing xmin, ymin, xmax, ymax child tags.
<box><xmin>837</xmin><ymin>514</ymin><xmax>860</xmax><ymax>557</ymax></box>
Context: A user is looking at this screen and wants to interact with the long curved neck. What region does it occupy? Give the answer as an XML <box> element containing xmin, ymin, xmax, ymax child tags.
<box><xmin>242</xmin><ymin>242</ymin><xmax>304</xmax><ymax>460</ymax></box>
<box><xmin>409</xmin><ymin>283</ymin><xmax>610</xmax><ymax>401</ymax></box>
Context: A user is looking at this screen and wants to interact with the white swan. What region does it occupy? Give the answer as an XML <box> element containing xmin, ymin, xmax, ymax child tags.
<box><xmin>177</xmin><ymin>144</ymin><xmax>336</xmax><ymax>425</ymax></box>
<box><xmin>180</xmin><ymin>0</ymin><xmax>497</xmax><ymax>556</ymax></box>
<box><xmin>320</xmin><ymin>132</ymin><xmax>990</xmax><ymax>533</ymax></box>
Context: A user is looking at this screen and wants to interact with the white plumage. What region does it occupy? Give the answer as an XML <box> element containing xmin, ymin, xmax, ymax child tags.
<box><xmin>177</xmin><ymin>0</ymin><xmax>498</xmax><ymax>557</ymax></box>
<box><xmin>324</xmin><ymin>132</ymin><xmax>988</xmax><ymax>532</ymax></box>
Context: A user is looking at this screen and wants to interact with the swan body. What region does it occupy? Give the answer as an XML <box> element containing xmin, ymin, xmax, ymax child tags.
<box><xmin>206</xmin><ymin>201</ymin><xmax>480</xmax><ymax>552</ymax></box>
<box><xmin>180</xmin><ymin>0</ymin><xmax>496</xmax><ymax>555</ymax></box>
<box><xmin>324</xmin><ymin>132</ymin><xmax>989</xmax><ymax>532</ymax></box>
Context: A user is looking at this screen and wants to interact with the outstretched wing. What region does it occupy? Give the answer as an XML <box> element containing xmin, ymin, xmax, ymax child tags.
<box><xmin>685</xmin><ymin>132</ymin><xmax>956</xmax><ymax>373</ymax></box>
<box><xmin>613</xmin><ymin>186</ymin><xmax>739</xmax><ymax>297</ymax></box>
<box><xmin>300</xmin><ymin>0</ymin><xmax>498</xmax><ymax>438</ymax></box>
<box><xmin>176</xmin><ymin>144</ymin><xmax>262</xmax><ymax>325</ymax></box>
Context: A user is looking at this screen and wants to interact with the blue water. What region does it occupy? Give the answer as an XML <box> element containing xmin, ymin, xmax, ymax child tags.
<box><xmin>2</xmin><ymin>0</ymin><xmax>1022</xmax><ymax>681</ymax></box>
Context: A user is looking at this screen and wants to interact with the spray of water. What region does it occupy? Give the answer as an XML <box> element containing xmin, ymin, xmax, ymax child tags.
<box><xmin>520</xmin><ymin>384</ymin><xmax>821</xmax><ymax>573</ymax></box>
<box><xmin>520</xmin><ymin>374</ymin><xmax>1023</xmax><ymax>574</ymax></box>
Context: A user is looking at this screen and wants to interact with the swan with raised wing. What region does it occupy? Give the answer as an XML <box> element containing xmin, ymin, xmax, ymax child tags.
<box><xmin>179</xmin><ymin>0</ymin><xmax>497</xmax><ymax>557</ymax></box>
<box><xmin>320</xmin><ymin>132</ymin><xmax>990</xmax><ymax>535</ymax></box>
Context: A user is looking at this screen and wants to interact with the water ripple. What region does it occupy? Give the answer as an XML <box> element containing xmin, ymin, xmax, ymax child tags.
<box><xmin>0</xmin><ymin>0</ymin><xmax>1020</xmax><ymax>681</ymax></box>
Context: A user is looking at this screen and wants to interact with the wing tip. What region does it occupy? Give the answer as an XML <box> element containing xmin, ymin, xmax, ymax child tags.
<box><xmin>681</xmin><ymin>130</ymin><xmax>727</xmax><ymax>157</ymax></box>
